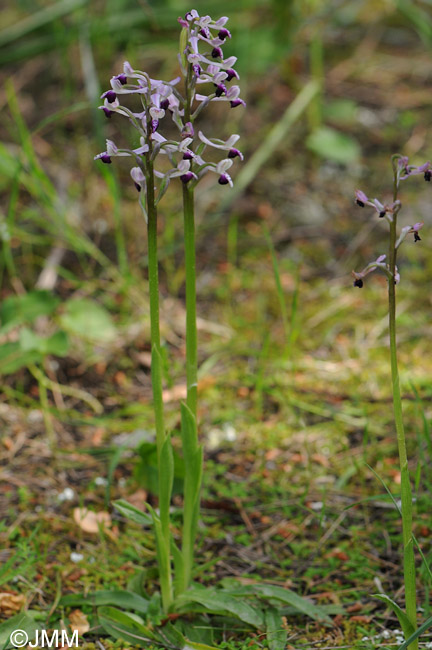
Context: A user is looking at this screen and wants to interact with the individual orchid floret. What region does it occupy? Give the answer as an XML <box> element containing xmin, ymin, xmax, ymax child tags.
<box><xmin>130</xmin><ymin>167</ymin><xmax>146</xmax><ymax>192</ymax></box>
<box><xmin>198</xmin><ymin>131</ymin><xmax>243</xmax><ymax>160</ymax></box>
<box><xmin>397</xmin><ymin>221</ymin><xmax>424</xmax><ymax>248</ymax></box>
<box><xmin>354</xmin><ymin>190</ymin><xmax>401</xmax><ymax>221</ymax></box>
<box><xmin>94</xmin><ymin>139</ymin><xmax>149</xmax><ymax>164</ymax></box>
<box><xmin>352</xmin><ymin>254</ymin><xmax>390</xmax><ymax>288</ymax></box>
<box><xmin>169</xmin><ymin>159</ymin><xmax>198</xmax><ymax>184</ymax></box>
<box><xmin>204</xmin><ymin>158</ymin><xmax>234</xmax><ymax>186</ymax></box>
<box><xmin>398</xmin><ymin>158</ymin><xmax>432</xmax><ymax>181</ymax></box>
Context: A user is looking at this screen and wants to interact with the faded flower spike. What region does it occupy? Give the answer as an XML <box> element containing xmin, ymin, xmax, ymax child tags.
<box><xmin>352</xmin><ymin>154</ymin><xmax>426</xmax><ymax>290</ymax></box>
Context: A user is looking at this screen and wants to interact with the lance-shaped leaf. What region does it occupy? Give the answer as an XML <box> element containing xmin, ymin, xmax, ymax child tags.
<box><xmin>176</xmin><ymin>587</ymin><xmax>265</xmax><ymax>628</ymax></box>
<box><xmin>373</xmin><ymin>594</ymin><xmax>415</xmax><ymax>641</ymax></box>
<box><xmin>98</xmin><ymin>606</ymin><xmax>156</xmax><ymax>646</ymax></box>
<box><xmin>113</xmin><ymin>499</ymin><xmax>153</xmax><ymax>526</ymax></box>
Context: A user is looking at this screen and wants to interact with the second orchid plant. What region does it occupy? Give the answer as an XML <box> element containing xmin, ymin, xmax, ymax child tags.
<box><xmin>353</xmin><ymin>155</ymin><xmax>430</xmax><ymax>650</ymax></box>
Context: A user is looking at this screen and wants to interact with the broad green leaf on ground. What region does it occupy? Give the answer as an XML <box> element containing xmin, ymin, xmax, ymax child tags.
<box><xmin>19</xmin><ymin>328</ymin><xmax>69</xmax><ymax>356</ymax></box>
<box><xmin>221</xmin><ymin>582</ymin><xmax>332</xmax><ymax>624</ymax></box>
<box><xmin>306</xmin><ymin>126</ymin><xmax>361</xmax><ymax>164</ymax></box>
<box><xmin>60</xmin><ymin>298</ymin><xmax>116</xmax><ymax>342</ymax></box>
<box><xmin>176</xmin><ymin>587</ymin><xmax>265</xmax><ymax>628</ymax></box>
<box><xmin>98</xmin><ymin>606</ymin><xmax>155</xmax><ymax>646</ymax></box>
<box><xmin>0</xmin><ymin>341</ymin><xmax>42</xmax><ymax>375</ymax></box>
<box><xmin>265</xmin><ymin>607</ymin><xmax>288</xmax><ymax>650</ymax></box>
<box><xmin>373</xmin><ymin>594</ymin><xmax>415</xmax><ymax>640</ymax></box>
<box><xmin>0</xmin><ymin>611</ymin><xmax>39</xmax><ymax>649</ymax></box>
<box><xmin>113</xmin><ymin>500</ymin><xmax>153</xmax><ymax>526</ymax></box>
<box><xmin>60</xmin><ymin>590</ymin><xmax>149</xmax><ymax>614</ymax></box>
<box><xmin>0</xmin><ymin>290</ymin><xmax>59</xmax><ymax>333</ymax></box>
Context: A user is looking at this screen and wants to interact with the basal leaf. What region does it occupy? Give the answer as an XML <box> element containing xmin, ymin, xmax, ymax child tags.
<box><xmin>176</xmin><ymin>587</ymin><xmax>265</xmax><ymax>628</ymax></box>
<box><xmin>373</xmin><ymin>594</ymin><xmax>415</xmax><ymax>640</ymax></box>
<box><xmin>60</xmin><ymin>590</ymin><xmax>149</xmax><ymax>614</ymax></box>
<box><xmin>113</xmin><ymin>499</ymin><xmax>153</xmax><ymax>526</ymax></box>
<box><xmin>98</xmin><ymin>606</ymin><xmax>155</xmax><ymax>646</ymax></box>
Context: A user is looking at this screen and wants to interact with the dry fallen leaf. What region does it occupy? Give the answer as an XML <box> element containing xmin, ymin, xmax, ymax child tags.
<box><xmin>69</xmin><ymin>609</ymin><xmax>90</xmax><ymax>635</ymax></box>
<box><xmin>0</xmin><ymin>592</ymin><xmax>26</xmax><ymax>616</ymax></box>
<box><xmin>73</xmin><ymin>508</ymin><xmax>111</xmax><ymax>534</ymax></box>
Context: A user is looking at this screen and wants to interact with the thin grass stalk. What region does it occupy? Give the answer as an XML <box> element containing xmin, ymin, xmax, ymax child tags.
<box><xmin>389</xmin><ymin>163</ymin><xmax>417</xmax><ymax>649</ymax></box>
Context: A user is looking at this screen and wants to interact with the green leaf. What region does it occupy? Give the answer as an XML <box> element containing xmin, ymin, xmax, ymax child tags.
<box><xmin>0</xmin><ymin>290</ymin><xmax>59</xmax><ymax>334</ymax></box>
<box><xmin>0</xmin><ymin>612</ymin><xmax>39</xmax><ymax>649</ymax></box>
<box><xmin>373</xmin><ymin>594</ymin><xmax>415</xmax><ymax>640</ymax></box>
<box><xmin>265</xmin><ymin>607</ymin><xmax>288</xmax><ymax>650</ymax></box>
<box><xmin>306</xmin><ymin>126</ymin><xmax>361</xmax><ymax>164</ymax></box>
<box><xmin>98</xmin><ymin>606</ymin><xmax>156</xmax><ymax>646</ymax></box>
<box><xmin>159</xmin><ymin>436</ymin><xmax>174</xmax><ymax>524</ymax></box>
<box><xmin>113</xmin><ymin>500</ymin><xmax>153</xmax><ymax>526</ymax></box>
<box><xmin>59</xmin><ymin>590</ymin><xmax>149</xmax><ymax>614</ymax></box>
<box><xmin>135</xmin><ymin>441</ymin><xmax>185</xmax><ymax>495</ymax></box>
<box><xmin>19</xmin><ymin>328</ymin><xmax>69</xmax><ymax>357</ymax></box>
<box><xmin>223</xmin><ymin>583</ymin><xmax>332</xmax><ymax>624</ymax></box>
<box><xmin>60</xmin><ymin>298</ymin><xmax>116</xmax><ymax>342</ymax></box>
<box><xmin>0</xmin><ymin>341</ymin><xmax>42</xmax><ymax>375</ymax></box>
<box><xmin>176</xmin><ymin>587</ymin><xmax>265</xmax><ymax>628</ymax></box>
<box><xmin>396</xmin><ymin>614</ymin><xmax>432</xmax><ymax>650</ymax></box>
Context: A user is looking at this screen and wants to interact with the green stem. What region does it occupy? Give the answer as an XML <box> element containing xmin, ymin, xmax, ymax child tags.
<box><xmin>147</xmin><ymin>161</ymin><xmax>165</xmax><ymax>455</ymax></box>
<box><xmin>182</xmin><ymin>183</ymin><xmax>198</xmax><ymax>418</ymax></box>
<box><xmin>388</xmin><ymin>176</ymin><xmax>417</xmax><ymax>649</ymax></box>
<box><xmin>146</xmin><ymin>158</ymin><xmax>172</xmax><ymax>612</ymax></box>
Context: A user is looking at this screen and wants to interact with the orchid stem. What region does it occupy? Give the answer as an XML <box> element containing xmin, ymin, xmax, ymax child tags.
<box><xmin>388</xmin><ymin>171</ymin><xmax>417</xmax><ymax>649</ymax></box>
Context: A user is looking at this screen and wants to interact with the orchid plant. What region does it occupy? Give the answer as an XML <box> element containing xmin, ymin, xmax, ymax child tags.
<box><xmin>95</xmin><ymin>8</ymin><xmax>245</xmax><ymax>613</ymax></box>
<box><xmin>352</xmin><ymin>155</ymin><xmax>430</xmax><ymax>650</ymax></box>
<box><xmin>91</xmin><ymin>9</ymin><xmax>331</xmax><ymax>647</ymax></box>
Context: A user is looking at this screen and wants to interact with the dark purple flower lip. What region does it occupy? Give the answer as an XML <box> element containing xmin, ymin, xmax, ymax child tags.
<box><xmin>215</xmin><ymin>83</ymin><xmax>227</xmax><ymax>97</ymax></box>
<box><xmin>183</xmin><ymin>151</ymin><xmax>194</xmax><ymax>160</ymax></box>
<box><xmin>102</xmin><ymin>90</ymin><xmax>117</xmax><ymax>103</ymax></box>
<box><xmin>115</xmin><ymin>73</ymin><xmax>127</xmax><ymax>85</ymax></box>
<box><xmin>225</xmin><ymin>68</ymin><xmax>239</xmax><ymax>82</ymax></box>
<box><xmin>228</xmin><ymin>148</ymin><xmax>241</xmax><ymax>159</ymax></box>
<box><xmin>181</xmin><ymin>172</ymin><xmax>195</xmax><ymax>184</ymax></box>
<box><xmin>425</xmin><ymin>170</ymin><xmax>431</xmax><ymax>181</ymax></box>
<box><xmin>160</xmin><ymin>98</ymin><xmax>170</xmax><ymax>110</ymax></box>
<box><xmin>134</xmin><ymin>182</ymin><xmax>141</xmax><ymax>192</ymax></box>
<box><xmin>218</xmin><ymin>28</ymin><xmax>231</xmax><ymax>40</ymax></box>
<box><xmin>100</xmin><ymin>154</ymin><xmax>112</xmax><ymax>164</ymax></box>
<box><xmin>102</xmin><ymin>107</ymin><xmax>113</xmax><ymax>118</ymax></box>
<box><xmin>151</xmin><ymin>119</ymin><xmax>159</xmax><ymax>133</ymax></box>
<box><xmin>192</xmin><ymin>63</ymin><xmax>202</xmax><ymax>77</ymax></box>
<box><xmin>212</xmin><ymin>47</ymin><xmax>223</xmax><ymax>59</ymax></box>
<box><xmin>230</xmin><ymin>99</ymin><xmax>246</xmax><ymax>108</ymax></box>
<box><xmin>353</xmin><ymin>278</ymin><xmax>363</xmax><ymax>288</ymax></box>
<box><xmin>218</xmin><ymin>174</ymin><xmax>230</xmax><ymax>185</ymax></box>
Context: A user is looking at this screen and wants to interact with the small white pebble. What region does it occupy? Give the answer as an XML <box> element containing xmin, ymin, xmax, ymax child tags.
<box><xmin>425</xmin><ymin>642</ymin><xmax>432</xmax><ymax>649</ymax></box>
<box><xmin>70</xmin><ymin>552</ymin><xmax>84</xmax><ymax>563</ymax></box>
<box><xmin>57</xmin><ymin>487</ymin><xmax>75</xmax><ymax>502</ymax></box>
<box><xmin>94</xmin><ymin>477</ymin><xmax>108</xmax><ymax>487</ymax></box>
<box><xmin>396</xmin><ymin>637</ymin><xmax>404</xmax><ymax>645</ymax></box>
<box><xmin>27</xmin><ymin>409</ymin><xmax>43</xmax><ymax>424</ymax></box>
<box><xmin>310</xmin><ymin>501</ymin><xmax>323</xmax><ymax>511</ymax></box>
<box><xmin>381</xmin><ymin>630</ymin><xmax>391</xmax><ymax>639</ymax></box>
<box><xmin>361</xmin><ymin>636</ymin><xmax>370</xmax><ymax>642</ymax></box>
